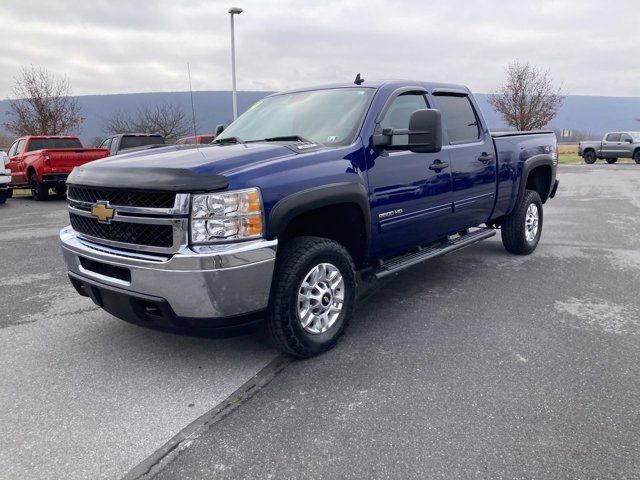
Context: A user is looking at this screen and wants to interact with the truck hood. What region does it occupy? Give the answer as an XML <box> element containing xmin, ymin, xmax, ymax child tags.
<box><xmin>67</xmin><ymin>143</ymin><xmax>319</xmax><ymax>192</ymax></box>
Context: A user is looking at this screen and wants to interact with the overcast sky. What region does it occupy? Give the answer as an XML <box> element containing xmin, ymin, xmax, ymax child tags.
<box><xmin>2</xmin><ymin>0</ymin><xmax>639</xmax><ymax>98</ymax></box>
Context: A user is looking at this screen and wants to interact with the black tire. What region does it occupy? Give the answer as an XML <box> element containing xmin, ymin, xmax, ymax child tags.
<box><xmin>0</xmin><ymin>189</ymin><xmax>7</xmax><ymax>204</ymax></box>
<box><xmin>266</xmin><ymin>236</ymin><xmax>356</xmax><ymax>358</ymax></box>
<box><xmin>583</xmin><ymin>151</ymin><xmax>596</xmax><ymax>164</ymax></box>
<box><xmin>634</xmin><ymin>151</ymin><xmax>640</xmax><ymax>164</ymax></box>
<box><xmin>501</xmin><ymin>189</ymin><xmax>543</xmax><ymax>255</ymax></box>
<box><xmin>29</xmin><ymin>174</ymin><xmax>48</xmax><ymax>201</ymax></box>
<box><xmin>6</xmin><ymin>188</ymin><xmax>12</xmax><ymax>199</ymax></box>
<box><xmin>54</xmin><ymin>184</ymin><xmax>67</xmax><ymax>198</ymax></box>
<box><xmin>605</xmin><ymin>158</ymin><xmax>618</xmax><ymax>164</ymax></box>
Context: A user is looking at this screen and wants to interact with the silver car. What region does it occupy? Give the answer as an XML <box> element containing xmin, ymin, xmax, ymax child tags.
<box><xmin>579</xmin><ymin>132</ymin><xmax>640</xmax><ymax>164</ymax></box>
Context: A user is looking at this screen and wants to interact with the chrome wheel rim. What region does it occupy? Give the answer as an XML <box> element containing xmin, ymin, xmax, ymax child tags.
<box><xmin>297</xmin><ymin>263</ymin><xmax>344</xmax><ymax>334</ymax></box>
<box><xmin>525</xmin><ymin>203</ymin><xmax>539</xmax><ymax>242</ymax></box>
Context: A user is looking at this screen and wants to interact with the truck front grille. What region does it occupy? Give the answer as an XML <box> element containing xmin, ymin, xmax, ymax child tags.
<box><xmin>69</xmin><ymin>213</ymin><xmax>174</xmax><ymax>248</ymax></box>
<box><xmin>68</xmin><ymin>186</ymin><xmax>176</xmax><ymax>209</ymax></box>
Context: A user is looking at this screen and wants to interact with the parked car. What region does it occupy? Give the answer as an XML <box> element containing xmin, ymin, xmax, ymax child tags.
<box><xmin>176</xmin><ymin>134</ymin><xmax>215</xmax><ymax>145</ymax></box>
<box><xmin>578</xmin><ymin>132</ymin><xmax>640</xmax><ymax>164</ymax></box>
<box><xmin>60</xmin><ymin>79</ymin><xmax>558</xmax><ymax>357</ymax></box>
<box><xmin>99</xmin><ymin>134</ymin><xmax>165</xmax><ymax>156</ymax></box>
<box><xmin>0</xmin><ymin>151</ymin><xmax>10</xmax><ymax>204</ymax></box>
<box><xmin>6</xmin><ymin>136</ymin><xmax>109</xmax><ymax>200</ymax></box>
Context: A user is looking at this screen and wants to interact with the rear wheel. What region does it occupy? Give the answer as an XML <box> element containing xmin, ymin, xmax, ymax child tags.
<box><xmin>501</xmin><ymin>189</ymin><xmax>543</xmax><ymax>255</ymax></box>
<box><xmin>583</xmin><ymin>151</ymin><xmax>596</xmax><ymax>164</ymax></box>
<box><xmin>634</xmin><ymin>151</ymin><xmax>640</xmax><ymax>164</ymax></box>
<box><xmin>29</xmin><ymin>174</ymin><xmax>49</xmax><ymax>201</ymax></box>
<box><xmin>266</xmin><ymin>236</ymin><xmax>356</xmax><ymax>358</ymax></box>
<box><xmin>605</xmin><ymin>158</ymin><xmax>618</xmax><ymax>164</ymax></box>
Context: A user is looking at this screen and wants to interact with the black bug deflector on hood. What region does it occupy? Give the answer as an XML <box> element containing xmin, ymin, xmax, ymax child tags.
<box><xmin>67</xmin><ymin>166</ymin><xmax>229</xmax><ymax>192</ymax></box>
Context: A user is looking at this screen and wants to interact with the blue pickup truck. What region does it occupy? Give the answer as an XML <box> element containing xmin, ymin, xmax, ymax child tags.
<box><xmin>60</xmin><ymin>79</ymin><xmax>558</xmax><ymax>357</ymax></box>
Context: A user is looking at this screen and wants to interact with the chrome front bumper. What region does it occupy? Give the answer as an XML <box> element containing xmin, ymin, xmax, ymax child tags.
<box><xmin>60</xmin><ymin>226</ymin><xmax>277</xmax><ymax>321</ymax></box>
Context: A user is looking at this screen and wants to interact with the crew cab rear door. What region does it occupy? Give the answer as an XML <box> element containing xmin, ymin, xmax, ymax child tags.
<box><xmin>430</xmin><ymin>91</ymin><xmax>496</xmax><ymax>231</ymax></box>
<box><xmin>602</xmin><ymin>133</ymin><xmax>621</xmax><ymax>158</ymax></box>
<box><xmin>367</xmin><ymin>89</ymin><xmax>453</xmax><ymax>258</ymax></box>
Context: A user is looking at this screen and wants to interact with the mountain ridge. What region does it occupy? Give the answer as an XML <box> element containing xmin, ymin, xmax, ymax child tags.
<box><xmin>1</xmin><ymin>90</ymin><xmax>639</xmax><ymax>143</ymax></box>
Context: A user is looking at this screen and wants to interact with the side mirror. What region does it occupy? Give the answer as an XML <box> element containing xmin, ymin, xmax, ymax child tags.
<box><xmin>408</xmin><ymin>109</ymin><xmax>442</xmax><ymax>153</ymax></box>
<box><xmin>214</xmin><ymin>124</ymin><xmax>225</xmax><ymax>136</ymax></box>
<box><xmin>373</xmin><ymin>109</ymin><xmax>442</xmax><ymax>153</ymax></box>
<box><xmin>625</xmin><ymin>138</ymin><xmax>633</xmax><ymax>144</ymax></box>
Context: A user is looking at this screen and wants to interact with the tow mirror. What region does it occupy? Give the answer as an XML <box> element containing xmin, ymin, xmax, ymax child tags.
<box><xmin>407</xmin><ymin>109</ymin><xmax>442</xmax><ymax>153</ymax></box>
<box><xmin>373</xmin><ymin>109</ymin><xmax>442</xmax><ymax>153</ymax></box>
<box><xmin>214</xmin><ymin>124</ymin><xmax>225</xmax><ymax>136</ymax></box>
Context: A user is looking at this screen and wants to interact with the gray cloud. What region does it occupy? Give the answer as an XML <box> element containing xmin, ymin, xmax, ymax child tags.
<box><xmin>1</xmin><ymin>0</ymin><xmax>638</xmax><ymax>98</ymax></box>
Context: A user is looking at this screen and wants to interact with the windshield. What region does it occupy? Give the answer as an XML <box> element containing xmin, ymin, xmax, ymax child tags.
<box><xmin>27</xmin><ymin>138</ymin><xmax>82</xmax><ymax>151</ymax></box>
<box><xmin>120</xmin><ymin>135</ymin><xmax>165</xmax><ymax>150</ymax></box>
<box><xmin>216</xmin><ymin>88</ymin><xmax>374</xmax><ymax>146</ymax></box>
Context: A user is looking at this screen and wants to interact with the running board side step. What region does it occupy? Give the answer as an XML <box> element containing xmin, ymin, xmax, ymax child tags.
<box><xmin>364</xmin><ymin>228</ymin><xmax>496</xmax><ymax>280</ymax></box>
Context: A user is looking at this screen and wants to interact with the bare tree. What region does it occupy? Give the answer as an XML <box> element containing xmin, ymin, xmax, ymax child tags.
<box><xmin>0</xmin><ymin>133</ymin><xmax>12</xmax><ymax>150</ymax></box>
<box><xmin>103</xmin><ymin>102</ymin><xmax>193</xmax><ymax>142</ymax></box>
<box><xmin>4</xmin><ymin>66</ymin><xmax>83</xmax><ymax>136</ymax></box>
<box><xmin>489</xmin><ymin>61</ymin><xmax>565</xmax><ymax>131</ymax></box>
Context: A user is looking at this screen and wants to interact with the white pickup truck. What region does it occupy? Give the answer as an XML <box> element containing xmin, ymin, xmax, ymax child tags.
<box><xmin>0</xmin><ymin>151</ymin><xmax>10</xmax><ymax>203</ymax></box>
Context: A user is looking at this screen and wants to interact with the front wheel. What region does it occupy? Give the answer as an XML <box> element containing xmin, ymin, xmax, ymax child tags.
<box><xmin>606</xmin><ymin>158</ymin><xmax>618</xmax><ymax>164</ymax></box>
<box><xmin>266</xmin><ymin>236</ymin><xmax>356</xmax><ymax>358</ymax></box>
<box><xmin>29</xmin><ymin>174</ymin><xmax>49</xmax><ymax>201</ymax></box>
<box><xmin>583</xmin><ymin>151</ymin><xmax>596</xmax><ymax>164</ymax></box>
<box><xmin>501</xmin><ymin>189</ymin><xmax>543</xmax><ymax>255</ymax></box>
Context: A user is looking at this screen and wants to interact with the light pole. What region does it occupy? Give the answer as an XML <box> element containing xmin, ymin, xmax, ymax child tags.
<box><xmin>228</xmin><ymin>7</ymin><xmax>243</xmax><ymax>121</ymax></box>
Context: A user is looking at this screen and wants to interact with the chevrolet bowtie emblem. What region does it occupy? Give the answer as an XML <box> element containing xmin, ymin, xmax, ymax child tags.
<box><xmin>91</xmin><ymin>202</ymin><xmax>115</xmax><ymax>223</ymax></box>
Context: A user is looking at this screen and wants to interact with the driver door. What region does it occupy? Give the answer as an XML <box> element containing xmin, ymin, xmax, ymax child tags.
<box><xmin>7</xmin><ymin>139</ymin><xmax>26</xmax><ymax>185</ymax></box>
<box><xmin>367</xmin><ymin>90</ymin><xmax>453</xmax><ymax>259</ymax></box>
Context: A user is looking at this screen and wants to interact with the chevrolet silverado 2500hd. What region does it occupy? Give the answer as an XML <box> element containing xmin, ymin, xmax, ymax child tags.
<box><xmin>6</xmin><ymin>136</ymin><xmax>109</xmax><ymax>200</ymax></box>
<box><xmin>60</xmin><ymin>80</ymin><xmax>559</xmax><ymax>357</ymax></box>
<box><xmin>579</xmin><ymin>132</ymin><xmax>640</xmax><ymax>164</ymax></box>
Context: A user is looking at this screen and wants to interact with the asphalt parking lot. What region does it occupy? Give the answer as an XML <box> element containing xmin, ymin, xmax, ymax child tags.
<box><xmin>0</xmin><ymin>195</ymin><xmax>278</xmax><ymax>480</ymax></box>
<box><xmin>2</xmin><ymin>164</ymin><xmax>640</xmax><ymax>479</ymax></box>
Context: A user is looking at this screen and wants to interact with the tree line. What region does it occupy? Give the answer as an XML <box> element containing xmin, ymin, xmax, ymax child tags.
<box><xmin>2</xmin><ymin>62</ymin><xmax>567</xmax><ymax>149</ymax></box>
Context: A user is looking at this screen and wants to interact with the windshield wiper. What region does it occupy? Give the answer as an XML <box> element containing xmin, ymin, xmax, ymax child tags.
<box><xmin>213</xmin><ymin>136</ymin><xmax>244</xmax><ymax>144</ymax></box>
<box><xmin>261</xmin><ymin>135</ymin><xmax>314</xmax><ymax>143</ymax></box>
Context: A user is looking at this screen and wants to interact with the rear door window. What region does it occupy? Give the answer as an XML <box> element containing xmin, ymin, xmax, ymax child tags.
<box><xmin>605</xmin><ymin>133</ymin><xmax>621</xmax><ymax>141</ymax></box>
<box><xmin>434</xmin><ymin>94</ymin><xmax>480</xmax><ymax>144</ymax></box>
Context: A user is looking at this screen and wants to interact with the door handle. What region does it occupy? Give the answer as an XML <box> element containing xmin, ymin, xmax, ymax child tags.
<box><xmin>477</xmin><ymin>152</ymin><xmax>494</xmax><ymax>163</ymax></box>
<box><xmin>429</xmin><ymin>160</ymin><xmax>449</xmax><ymax>172</ymax></box>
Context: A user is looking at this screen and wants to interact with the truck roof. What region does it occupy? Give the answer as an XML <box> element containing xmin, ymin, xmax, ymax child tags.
<box><xmin>20</xmin><ymin>135</ymin><xmax>80</xmax><ymax>139</ymax></box>
<box><xmin>109</xmin><ymin>133</ymin><xmax>164</xmax><ymax>138</ymax></box>
<box><xmin>274</xmin><ymin>79</ymin><xmax>470</xmax><ymax>96</ymax></box>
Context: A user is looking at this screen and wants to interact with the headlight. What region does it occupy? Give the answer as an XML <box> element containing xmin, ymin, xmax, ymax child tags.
<box><xmin>191</xmin><ymin>188</ymin><xmax>264</xmax><ymax>244</ymax></box>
